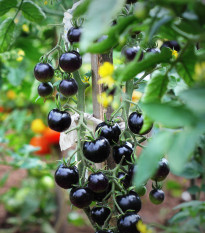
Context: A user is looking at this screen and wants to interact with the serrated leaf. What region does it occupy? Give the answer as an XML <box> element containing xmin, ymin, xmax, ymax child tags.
<box><xmin>0</xmin><ymin>0</ymin><xmax>17</xmax><ymax>16</ymax></box>
<box><xmin>118</xmin><ymin>47</ymin><xmax>172</xmax><ymax>81</ymax></box>
<box><xmin>0</xmin><ymin>18</ymin><xmax>15</xmax><ymax>52</ymax></box>
<box><xmin>80</xmin><ymin>0</ymin><xmax>125</xmax><ymax>50</ymax></box>
<box><xmin>134</xmin><ymin>131</ymin><xmax>172</xmax><ymax>188</ymax></box>
<box><xmin>141</xmin><ymin>101</ymin><xmax>197</xmax><ymax>128</ymax></box>
<box><xmin>21</xmin><ymin>1</ymin><xmax>46</xmax><ymax>23</ymax></box>
<box><xmin>142</xmin><ymin>70</ymin><xmax>169</xmax><ymax>103</ymax></box>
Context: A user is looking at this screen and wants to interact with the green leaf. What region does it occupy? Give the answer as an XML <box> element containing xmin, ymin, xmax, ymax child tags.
<box><xmin>187</xmin><ymin>185</ymin><xmax>200</xmax><ymax>194</ymax></box>
<box><xmin>142</xmin><ymin>70</ymin><xmax>169</xmax><ymax>103</ymax></box>
<box><xmin>0</xmin><ymin>172</ymin><xmax>9</xmax><ymax>187</ymax></box>
<box><xmin>179</xmin><ymin>86</ymin><xmax>205</xmax><ymax>115</ymax></box>
<box><xmin>0</xmin><ymin>0</ymin><xmax>17</xmax><ymax>16</ymax></box>
<box><xmin>118</xmin><ymin>47</ymin><xmax>172</xmax><ymax>81</ymax></box>
<box><xmin>80</xmin><ymin>0</ymin><xmax>125</xmax><ymax>50</ymax></box>
<box><xmin>178</xmin><ymin>161</ymin><xmax>202</xmax><ymax>179</ymax></box>
<box><xmin>167</xmin><ymin>128</ymin><xmax>202</xmax><ymax>173</ymax></box>
<box><xmin>73</xmin><ymin>0</ymin><xmax>92</xmax><ymax>18</ymax></box>
<box><xmin>0</xmin><ymin>18</ymin><xmax>15</xmax><ymax>52</ymax></box>
<box><xmin>141</xmin><ymin>101</ymin><xmax>197</xmax><ymax>128</ymax></box>
<box><xmin>139</xmin><ymin>114</ymin><xmax>153</xmax><ymax>135</ymax></box>
<box><xmin>134</xmin><ymin>131</ymin><xmax>172</xmax><ymax>188</ymax></box>
<box><xmin>21</xmin><ymin>1</ymin><xmax>46</xmax><ymax>23</ymax></box>
<box><xmin>173</xmin><ymin>201</ymin><xmax>204</xmax><ymax>210</ymax></box>
<box><xmin>176</xmin><ymin>45</ymin><xmax>196</xmax><ymax>86</ymax></box>
<box><xmin>149</xmin><ymin>15</ymin><xmax>173</xmax><ymax>41</ymax></box>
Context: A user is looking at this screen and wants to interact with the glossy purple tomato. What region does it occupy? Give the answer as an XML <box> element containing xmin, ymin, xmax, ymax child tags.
<box><xmin>70</xmin><ymin>187</ymin><xmax>93</xmax><ymax>208</ymax></box>
<box><xmin>48</xmin><ymin>109</ymin><xmax>71</xmax><ymax>132</ymax></box>
<box><xmin>34</xmin><ymin>63</ymin><xmax>54</xmax><ymax>82</ymax></box>
<box><xmin>55</xmin><ymin>164</ymin><xmax>79</xmax><ymax>189</ymax></box>
<box><xmin>83</xmin><ymin>137</ymin><xmax>111</xmax><ymax>163</ymax></box>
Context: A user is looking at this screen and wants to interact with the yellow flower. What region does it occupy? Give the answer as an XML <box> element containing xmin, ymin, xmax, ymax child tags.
<box><xmin>136</xmin><ymin>221</ymin><xmax>152</xmax><ymax>233</ymax></box>
<box><xmin>132</xmin><ymin>91</ymin><xmax>142</xmax><ymax>102</ymax></box>
<box><xmin>44</xmin><ymin>0</ymin><xmax>48</xmax><ymax>5</ymax></box>
<box><xmin>7</xmin><ymin>90</ymin><xmax>16</xmax><ymax>100</ymax></box>
<box><xmin>98</xmin><ymin>62</ymin><xmax>114</xmax><ymax>78</ymax></box>
<box><xmin>97</xmin><ymin>92</ymin><xmax>113</xmax><ymax>108</ymax></box>
<box><xmin>31</xmin><ymin>119</ymin><xmax>46</xmax><ymax>134</ymax></box>
<box><xmin>98</xmin><ymin>75</ymin><xmax>115</xmax><ymax>87</ymax></box>
<box><xmin>194</xmin><ymin>62</ymin><xmax>205</xmax><ymax>81</ymax></box>
<box><xmin>18</xmin><ymin>50</ymin><xmax>25</xmax><ymax>56</ymax></box>
<box><xmin>172</xmin><ymin>50</ymin><xmax>178</xmax><ymax>58</ymax></box>
<box><xmin>82</xmin><ymin>76</ymin><xmax>90</xmax><ymax>83</ymax></box>
<box><xmin>16</xmin><ymin>50</ymin><xmax>25</xmax><ymax>62</ymax></box>
<box><xmin>22</xmin><ymin>24</ymin><xmax>29</xmax><ymax>33</ymax></box>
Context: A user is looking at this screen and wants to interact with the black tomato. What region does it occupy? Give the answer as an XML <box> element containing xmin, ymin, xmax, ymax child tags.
<box><xmin>113</xmin><ymin>143</ymin><xmax>133</xmax><ymax>165</ymax></box>
<box><xmin>128</xmin><ymin>112</ymin><xmax>143</xmax><ymax>134</ymax></box>
<box><xmin>67</xmin><ymin>27</ymin><xmax>81</xmax><ymax>43</ymax></box>
<box><xmin>149</xmin><ymin>189</ymin><xmax>165</xmax><ymax>205</ymax></box>
<box><xmin>88</xmin><ymin>172</ymin><xmax>109</xmax><ymax>193</ymax></box>
<box><xmin>147</xmin><ymin>48</ymin><xmax>161</xmax><ymax>54</ymax></box>
<box><xmin>59</xmin><ymin>51</ymin><xmax>82</xmax><ymax>72</ymax></box>
<box><xmin>123</xmin><ymin>46</ymin><xmax>143</xmax><ymax>62</ymax></box>
<box><xmin>127</xmin><ymin>164</ymin><xmax>137</xmax><ymax>181</ymax></box>
<box><xmin>151</xmin><ymin>158</ymin><xmax>170</xmax><ymax>182</ymax></box>
<box><xmin>48</xmin><ymin>109</ymin><xmax>71</xmax><ymax>132</ymax></box>
<box><xmin>117</xmin><ymin>172</ymin><xmax>130</xmax><ymax>189</ymax></box>
<box><xmin>93</xmin><ymin>183</ymin><xmax>112</xmax><ymax>202</ymax></box>
<box><xmin>59</xmin><ymin>78</ymin><xmax>78</xmax><ymax>97</ymax></box>
<box><xmin>55</xmin><ymin>164</ymin><xmax>79</xmax><ymax>189</ymax></box>
<box><xmin>125</xmin><ymin>141</ymin><xmax>134</xmax><ymax>149</ymax></box>
<box><xmin>95</xmin><ymin>230</ymin><xmax>113</xmax><ymax>233</ymax></box>
<box><xmin>116</xmin><ymin>191</ymin><xmax>141</xmax><ymax>213</ymax></box>
<box><xmin>38</xmin><ymin>82</ymin><xmax>53</xmax><ymax>97</ymax></box>
<box><xmin>128</xmin><ymin>112</ymin><xmax>152</xmax><ymax>135</ymax></box>
<box><xmin>117</xmin><ymin>213</ymin><xmax>141</xmax><ymax>233</ymax></box>
<box><xmin>95</xmin><ymin>122</ymin><xmax>121</xmax><ymax>145</ymax></box>
<box><xmin>91</xmin><ymin>206</ymin><xmax>111</xmax><ymax>226</ymax></box>
<box><xmin>160</xmin><ymin>40</ymin><xmax>180</xmax><ymax>52</ymax></box>
<box><xmin>34</xmin><ymin>63</ymin><xmax>54</xmax><ymax>82</ymax></box>
<box><xmin>70</xmin><ymin>187</ymin><xmax>93</xmax><ymax>208</ymax></box>
<box><xmin>83</xmin><ymin>137</ymin><xmax>111</xmax><ymax>163</ymax></box>
<box><xmin>126</xmin><ymin>0</ymin><xmax>138</xmax><ymax>4</ymax></box>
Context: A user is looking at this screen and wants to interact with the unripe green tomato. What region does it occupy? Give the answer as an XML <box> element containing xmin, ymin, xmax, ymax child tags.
<box><xmin>134</xmin><ymin>2</ymin><xmax>148</xmax><ymax>20</ymax></box>
<box><xmin>135</xmin><ymin>186</ymin><xmax>147</xmax><ymax>196</ymax></box>
<box><xmin>40</xmin><ymin>175</ymin><xmax>55</xmax><ymax>189</ymax></box>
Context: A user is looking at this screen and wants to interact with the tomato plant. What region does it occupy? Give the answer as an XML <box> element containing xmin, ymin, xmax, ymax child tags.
<box><xmin>1</xmin><ymin>0</ymin><xmax>205</xmax><ymax>232</ymax></box>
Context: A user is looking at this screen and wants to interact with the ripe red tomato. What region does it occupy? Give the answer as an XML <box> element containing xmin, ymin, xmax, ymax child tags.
<box><xmin>0</xmin><ymin>106</ymin><xmax>4</xmax><ymax>113</ymax></box>
<box><xmin>30</xmin><ymin>136</ymin><xmax>51</xmax><ymax>155</ymax></box>
<box><xmin>43</xmin><ymin>127</ymin><xmax>60</xmax><ymax>145</ymax></box>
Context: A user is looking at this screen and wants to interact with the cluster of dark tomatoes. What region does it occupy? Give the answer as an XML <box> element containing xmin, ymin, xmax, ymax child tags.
<box><xmin>33</xmin><ymin>24</ymin><xmax>176</xmax><ymax>233</ymax></box>
<box><xmin>33</xmin><ymin>27</ymin><xmax>82</xmax><ymax>132</ymax></box>
<box><xmin>54</xmin><ymin>114</ymin><xmax>170</xmax><ymax>233</ymax></box>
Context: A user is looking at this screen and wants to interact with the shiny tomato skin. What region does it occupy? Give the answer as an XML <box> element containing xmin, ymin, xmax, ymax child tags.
<box><xmin>70</xmin><ymin>187</ymin><xmax>93</xmax><ymax>208</ymax></box>
<box><xmin>91</xmin><ymin>206</ymin><xmax>111</xmax><ymax>226</ymax></box>
<box><xmin>48</xmin><ymin>109</ymin><xmax>71</xmax><ymax>132</ymax></box>
<box><xmin>88</xmin><ymin>172</ymin><xmax>109</xmax><ymax>193</ymax></box>
<box><xmin>95</xmin><ymin>122</ymin><xmax>121</xmax><ymax>145</ymax></box>
<box><xmin>83</xmin><ymin>137</ymin><xmax>111</xmax><ymax>163</ymax></box>
<box><xmin>55</xmin><ymin>164</ymin><xmax>79</xmax><ymax>189</ymax></box>
<box><xmin>117</xmin><ymin>213</ymin><xmax>141</xmax><ymax>233</ymax></box>
<box><xmin>116</xmin><ymin>191</ymin><xmax>141</xmax><ymax>213</ymax></box>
